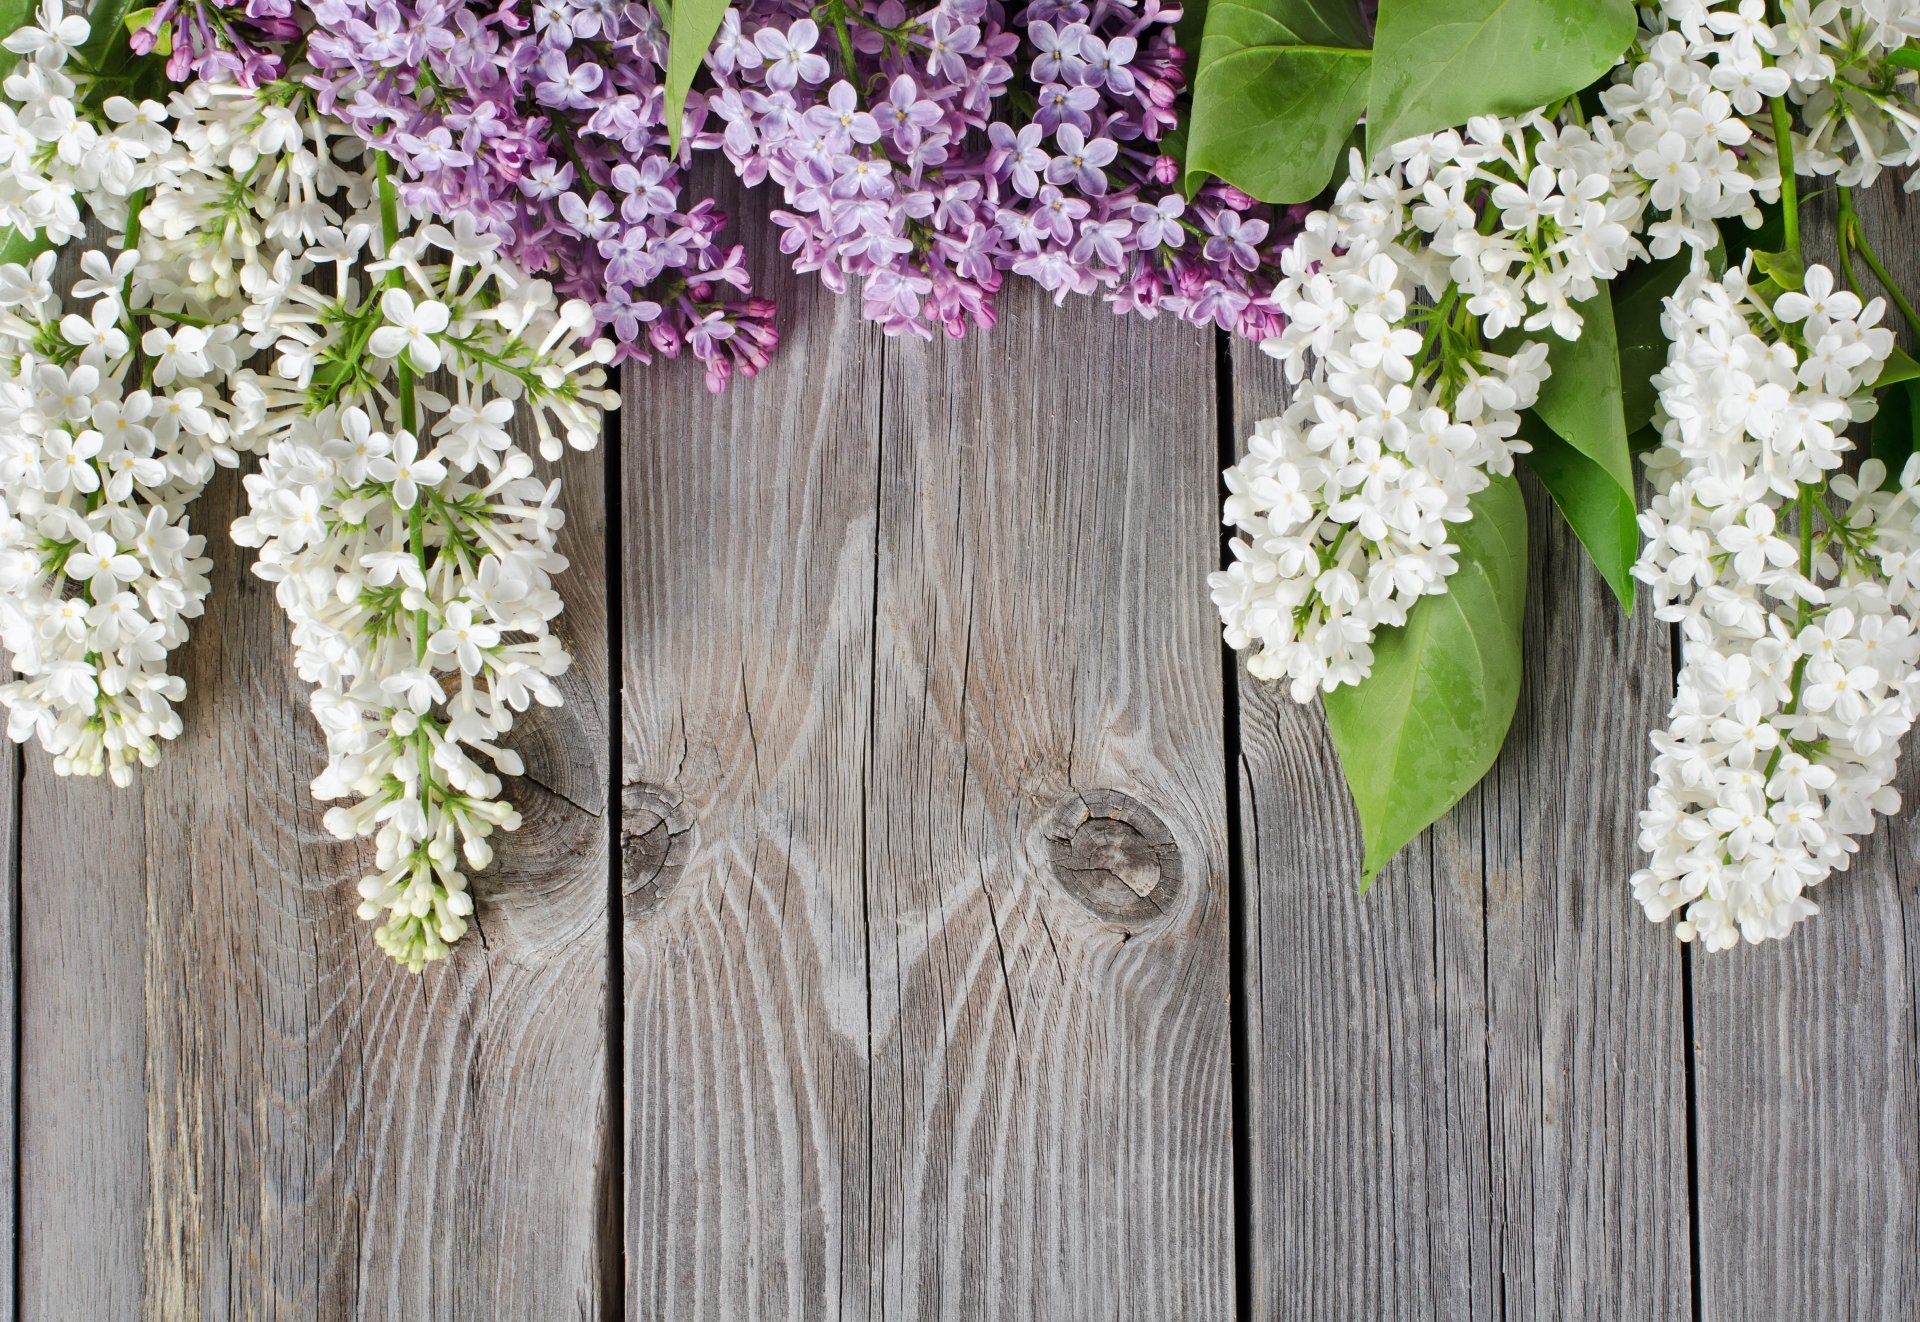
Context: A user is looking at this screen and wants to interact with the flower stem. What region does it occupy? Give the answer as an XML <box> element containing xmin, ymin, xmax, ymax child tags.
<box><xmin>375</xmin><ymin>152</ymin><xmax>429</xmax><ymax>676</ymax></box>
<box><xmin>1838</xmin><ymin>184</ymin><xmax>1920</xmax><ymax>342</ymax></box>
<box><xmin>1768</xmin><ymin>91</ymin><xmax>1802</xmax><ymax>264</ymax></box>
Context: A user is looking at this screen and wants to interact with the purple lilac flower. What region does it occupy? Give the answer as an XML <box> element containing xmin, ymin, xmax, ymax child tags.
<box><xmin>130</xmin><ymin>0</ymin><xmax>301</xmax><ymax>85</ymax></box>
<box><xmin>291</xmin><ymin>0</ymin><xmax>1304</xmax><ymax>383</ymax></box>
<box><xmin>299</xmin><ymin>0</ymin><xmax>777</xmax><ymax>391</ymax></box>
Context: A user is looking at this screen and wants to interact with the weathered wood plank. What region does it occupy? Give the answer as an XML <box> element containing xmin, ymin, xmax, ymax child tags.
<box><xmin>0</xmin><ymin>742</ymin><xmax>18</xmax><ymax>1322</ymax></box>
<box><xmin>620</xmin><ymin>247</ymin><xmax>886</xmax><ymax>1317</ymax></box>
<box><xmin>621</xmin><ymin>238</ymin><xmax>1231</xmax><ymax>1312</ymax></box>
<box><xmin>18</xmin><ymin>434</ymin><xmax>610</xmax><ymax>1317</ymax></box>
<box><xmin>864</xmin><ymin>286</ymin><xmax>1232</xmax><ymax>1316</ymax></box>
<box><xmin>1230</xmin><ymin>337</ymin><xmax>1690</xmax><ymax>1319</ymax></box>
<box><xmin>1688</xmin><ymin>186</ymin><xmax>1920</xmax><ymax>1322</ymax></box>
<box><xmin>1475</xmin><ymin>470</ymin><xmax>1691</xmax><ymax>1320</ymax></box>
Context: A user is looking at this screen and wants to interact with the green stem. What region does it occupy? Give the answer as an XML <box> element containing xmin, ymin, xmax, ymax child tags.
<box><xmin>1769</xmin><ymin>91</ymin><xmax>1802</xmax><ymax>264</ymax></box>
<box><xmin>376</xmin><ymin>152</ymin><xmax>428</xmax><ymax>677</ymax></box>
<box><xmin>1839</xmin><ymin>184</ymin><xmax>1920</xmax><ymax>341</ymax></box>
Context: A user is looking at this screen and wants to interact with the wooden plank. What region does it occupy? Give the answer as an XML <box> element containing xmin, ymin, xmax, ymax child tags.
<box><xmin>0</xmin><ymin>742</ymin><xmax>17</xmax><ymax>1321</ymax></box>
<box><xmin>1475</xmin><ymin>470</ymin><xmax>1691</xmax><ymax>1320</ymax></box>
<box><xmin>863</xmin><ymin>287</ymin><xmax>1232</xmax><ymax>1316</ymax></box>
<box><xmin>1689</xmin><ymin>188</ymin><xmax>1920</xmax><ymax>1322</ymax></box>
<box><xmin>621</xmin><ymin>251</ymin><xmax>1231</xmax><ymax>1312</ymax></box>
<box><xmin>18</xmin><ymin>432</ymin><xmax>611</xmax><ymax>1316</ymax></box>
<box><xmin>1230</xmin><ymin>338</ymin><xmax>1690</xmax><ymax>1319</ymax></box>
<box><xmin>620</xmin><ymin>243</ymin><xmax>887</xmax><ymax>1317</ymax></box>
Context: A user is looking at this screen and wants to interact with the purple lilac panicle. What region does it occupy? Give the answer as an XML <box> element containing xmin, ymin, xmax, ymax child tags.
<box><xmin>304</xmin><ymin>0</ymin><xmax>778</xmax><ymax>392</ymax></box>
<box><xmin>130</xmin><ymin>0</ymin><xmax>302</xmax><ymax>86</ymax></box>
<box><xmin>300</xmin><ymin>0</ymin><xmax>1303</xmax><ymax>388</ymax></box>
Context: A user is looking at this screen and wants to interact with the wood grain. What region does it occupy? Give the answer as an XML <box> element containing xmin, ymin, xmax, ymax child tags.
<box><xmin>620</xmin><ymin>241</ymin><xmax>887</xmax><ymax>1319</ymax></box>
<box><xmin>1687</xmin><ymin>184</ymin><xmax>1920</xmax><ymax>1322</ymax></box>
<box><xmin>621</xmin><ymin>240</ymin><xmax>1232</xmax><ymax>1312</ymax></box>
<box><xmin>1229</xmin><ymin>337</ymin><xmax>1690</xmax><ymax>1320</ymax></box>
<box><xmin>17</xmin><ymin>431</ymin><xmax>611</xmax><ymax>1317</ymax></box>
<box><xmin>864</xmin><ymin>286</ymin><xmax>1231</xmax><ymax>1317</ymax></box>
<box><xmin>0</xmin><ymin>743</ymin><xmax>16</xmax><ymax>1322</ymax></box>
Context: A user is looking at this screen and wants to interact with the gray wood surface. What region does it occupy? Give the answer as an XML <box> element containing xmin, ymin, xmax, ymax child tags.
<box><xmin>620</xmin><ymin>243</ymin><xmax>1232</xmax><ymax>1317</ymax></box>
<box><xmin>4</xmin><ymin>201</ymin><xmax>1919</xmax><ymax>1321</ymax></box>
<box><xmin>1229</xmin><ymin>341</ymin><xmax>1691</xmax><ymax>1321</ymax></box>
<box><xmin>1687</xmin><ymin>184</ymin><xmax>1920</xmax><ymax>1322</ymax></box>
<box><xmin>16</xmin><ymin>436</ymin><xmax>610</xmax><ymax>1318</ymax></box>
<box><xmin>0</xmin><ymin>744</ymin><xmax>15</xmax><ymax>1322</ymax></box>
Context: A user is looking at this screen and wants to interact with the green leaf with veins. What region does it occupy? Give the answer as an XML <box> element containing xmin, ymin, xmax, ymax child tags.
<box><xmin>1324</xmin><ymin>473</ymin><xmax>1528</xmax><ymax>890</ymax></box>
<box><xmin>1184</xmin><ymin>0</ymin><xmax>1371</xmax><ymax>202</ymax></box>
<box><xmin>1519</xmin><ymin>411</ymin><xmax>1638</xmax><ymax>610</ymax></box>
<box><xmin>1366</xmin><ymin>0</ymin><xmax>1636</xmax><ymax>158</ymax></box>
<box><xmin>663</xmin><ymin>0</ymin><xmax>729</xmax><ymax>156</ymax></box>
<box><xmin>1492</xmin><ymin>290</ymin><xmax>1632</xmax><ymax>507</ymax></box>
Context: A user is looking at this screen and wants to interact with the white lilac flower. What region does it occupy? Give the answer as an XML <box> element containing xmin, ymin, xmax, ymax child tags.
<box><xmin>1211</xmin><ymin>111</ymin><xmax>1634</xmax><ymax>699</ymax></box>
<box><xmin>1631</xmin><ymin>262</ymin><xmax>1914</xmax><ymax>949</ymax></box>
<box><xmin>0</xmin><ymin>6</ymin><xmax>622</xmax><ymax>973</ymax></box>
<box><xmin>231</xmin><ymin>180</ymin><xmax>618</xmax><ymax>973</ymax></box>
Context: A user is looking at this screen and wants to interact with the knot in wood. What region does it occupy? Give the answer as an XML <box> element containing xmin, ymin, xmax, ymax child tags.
<box><xmin>622</xmin><ymin>782</ymin><xmax>695</xmax><ymax>919</ymax></box>
<box><xmin>1041</xmin><ymin>789</ymin><xmax>1181</xmax><ymax>930</ymax></box>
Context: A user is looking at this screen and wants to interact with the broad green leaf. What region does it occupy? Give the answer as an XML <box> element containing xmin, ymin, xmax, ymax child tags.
<box><xmin>0</xmin><ymin>0</ymin><xmax>32</xmax><ymax>77</ymax></box>
<box><xmin>1520</xmin><ymin>413</ymin><xmax>1637</xmax><ymax>610</ymax></box>
<box><xmin>1878</xmin><ymin>344</ymin><xmax>1920</xmax><ymax>388</ymax></box>
<box><xmin>1887</xmin><ymin>46</ymin><xmax>1920</xmax><ymax>72</ymax></box>
<box><xmin>0</xmin><ymin>226</ymin><xmax>51</xmax><ymax>265</ymax></box>
<box><xmin>1324</xmin><ymin>473</ymin><xmax>1528</xmax><ymax>889</ymax></box>
<box><xmin>80</xmin><ymin>0</ymin><xmax>142</xmax><ymax>67</ymax></box>
<box><xmin>663</xmin><ymin>0</ymin><xmax>728</xmax><ymax>156</ymax></box>
<box><xmin>1611</xmin><ymin>252</ymin><xmax>1693</xmax><ymax>433</ymax></box>
<box><xmin>1492</xmin><ymin>291</ymin><xmax>1631</xmax><ymax>500</ymax></box>
<box><xmin>1184</xmin><ymin>0</ymin><xmax>1371</xmax><ymax>202</ymax></box>
<box><xmin>660</xmin><ymin>0</ymin><xmax>725</xmax><ymax>156</ymax></box>
<box><xmin>1629</xmin><ymin>422</ymin><xmax>1662</xmax><ymax>454</ymax></box>
<box><xmin>1873</xmin><ymin>380</ymin><xmax>1920</xmax><ymax>486</ymax></box>
<box><xmin>1752</xmin><ymin>246</ymin><xmax>1805</xmax><ymax>291</ymax></box>
<box><xmin>1717</xmin><ymin>201</ymin><xmax>1782</xmax><ymax>271</ymax></box>
<box><xmin>1367</xmin><ymin>0</ymin><xmax>1636</xmax><ymax>158</ymax></box>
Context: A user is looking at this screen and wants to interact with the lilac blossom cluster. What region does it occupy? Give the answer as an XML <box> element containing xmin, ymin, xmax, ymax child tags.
<box><xmin>289</xmin><ymin>0</ymin><xmax>1299</xmax><ymax>387</ymax></box>
<box><xmin>302</xmin><ymin>0</ymin><xmax>777</xmax><ymax>392</ymax></box>
<box><xmin>701</xmin><ymin>0</ymin><xmax>1301</xmax><ymax>338</ymax></box>
<box><xmin>129</xmin><ymin>0</ymin><xmax>301</xmax><ymax>87</ymax></box>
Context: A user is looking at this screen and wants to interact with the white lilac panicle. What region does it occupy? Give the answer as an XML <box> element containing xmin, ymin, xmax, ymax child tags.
<box><xmin>1211</xmin><ymin>112</ymin><xmax>1639</xmax><ymax>700</ymax></box>
<box><xmin>231</xmin><ymin>200</ymin><xmax>618</xmax><ymax>973</ymax></box>
<box><xmin>0</xmin><ymin>245</ymin><xmax>235</xmax><ymax>782</ymax></box>
<box><xmin>1630</xmin><ymin>262</ymin><xmax>1920</xmax><ymax>950</ymax></box>
<box><xmin>0</xmin><ymin>8</ymin><xmax>252</xmax><ymax>784</ymax></box>
<box><xmin>0</xmin><ymin>1</ymin><xmax>172</xmax><ymax>242</ymax></box>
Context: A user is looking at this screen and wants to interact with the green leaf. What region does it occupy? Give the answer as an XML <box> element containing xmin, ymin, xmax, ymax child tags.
<box><xmin>1629</xmin><ymin>422</ymin><xmax>1662</xmax><ymax>454</ymax></box>
<box><xmin>663</xmin><ymin>0</ymin><xmax>728</xmax><ymax>156</ymax></box>
<box><xmin>80</xmin><ymin>0</ymin><xmax>142</xmax><ymax>67</ymax></box>
<box><xmin>1716</xmin><ymin>200</ymin><xmax>1782</xmax><ymax>271</ymax></box>
<box><xmin>1324</xmin><ymin>473</ymin><xmax>1529</xmax><ymax>889</ymax></box>
<box><xmin>1752</xmin><ymin>247</ymin><xmax>1805</xmax><ymax>291</ymax></box>
<box><xmin>1887</xmin><ymin>45</ymin><xmax>1920</xmax><ymax>72</ymax></box>
<box><xmin>0</xmin><ymin>225</ymin><xmax>51</xmax><ymax>265</ymax></box>
<box><xmin>1491</xmin><ymin>292</ymin><xmax>1631</xmax><ymax>501</ymax></box>
<box><xmin>1611</xmin><ymin>252</ymin><xmax>1693</xmax><ymax>433</ymax></box>
<box><xmin>0</xmin><ymin>0</ymin><xmax>32</xmax><ymax>77</ymax></box>
<box><xmin>1519</xmin><ymin>413</ymin><xmax>1638</xmax><ymax>610</ymax></box>
<box><xmin>1873</xmin><ymin>380</ymin><xmax>1920</xmax><ymax>486</ymax></box>
<box><xmin>1367</xmin><ymin>0</ymin><xmax>1636</xmax><ymax>157</ymax></box>
<box><xmin>1878</xmin><ymin>344</ymin><xmax>1920</xmax><ymax>388</ymax></box>
<box><xmin>1184</xmin><ymin>0</ymin><xmax>1372</xmax><ymax>202</ymax></box>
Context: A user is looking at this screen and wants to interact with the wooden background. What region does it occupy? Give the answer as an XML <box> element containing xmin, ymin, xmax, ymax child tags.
<box><xmin>3</xmin><ymin>186</ymin><xmax>1917</xmax><ymax>1320</ymax></box>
